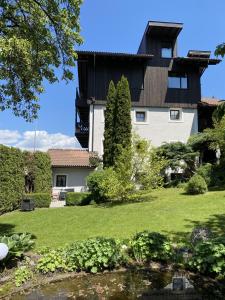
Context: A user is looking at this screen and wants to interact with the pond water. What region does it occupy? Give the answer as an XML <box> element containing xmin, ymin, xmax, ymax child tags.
<box><xmin>10</xmin><ymin>269</ymin><xmax>224</xmax><ymax>300</ymax></box>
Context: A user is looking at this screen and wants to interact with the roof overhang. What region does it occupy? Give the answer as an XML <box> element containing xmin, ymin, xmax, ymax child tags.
<box><xmin>174</xmin><ymin>57</ymin><xmax>221</xmax><ymax>65</ymax></box>
<box><xmin>76</xmin><ymin>50</ymin><xmax>153</xmax><ymax>61</ymax></box>
<box><xmin>146</xmin><ymin>21</ymin><xmax>183</xmax><ymax>38</ymax></box>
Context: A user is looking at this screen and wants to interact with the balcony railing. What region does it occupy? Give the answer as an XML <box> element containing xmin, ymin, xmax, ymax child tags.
<box><xmin>76</xmin><ymin>121</ymin><xmax>89</xmax><ymax>134</ymax></box>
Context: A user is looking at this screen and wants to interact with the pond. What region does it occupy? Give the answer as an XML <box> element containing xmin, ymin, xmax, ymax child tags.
<box><xmin>10</xmin><ymin>269</ymin><xmax>224</xmax><ymax>300</ymax></box>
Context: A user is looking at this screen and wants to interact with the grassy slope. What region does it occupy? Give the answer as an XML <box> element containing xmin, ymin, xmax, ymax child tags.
<box><xmin>1</xmin><ymin>188</ymin><xmax>225</xmax><ymax>248</ymax></box>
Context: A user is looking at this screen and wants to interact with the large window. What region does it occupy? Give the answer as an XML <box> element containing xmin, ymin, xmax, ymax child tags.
<box><xmin>135</xmin><ymin>111</ymin><xmax>146</xmax><ymax>122</ymax></box>
<box><xmin>161</xmin><ymin>42</ymin><xmax>173</xmax><ymax>58</ymax></box>
<box><xmin>56</xmin><ymin>175</ymin><xmax>67</xmax><ymax>187</ymax></box>
<box><xmin>170</xmin><ymin>109</ymin><xmax>182</xmax><ymax>121</ymax></box>
<box><xmin>168</xmin><ymin>73</ymin><xmax>188</xmax><ymax>89</ymax></box>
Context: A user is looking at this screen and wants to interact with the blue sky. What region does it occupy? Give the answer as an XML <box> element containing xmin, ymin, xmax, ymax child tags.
<box><xmin>0</xmin><ymin>0</ymin><xmax>225</xmax><ymax>150</ymax></box>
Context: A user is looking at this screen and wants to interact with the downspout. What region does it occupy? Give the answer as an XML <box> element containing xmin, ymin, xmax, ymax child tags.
<box><xmin>92</xmin><ymin>53</ymin><xmax>96</xmax><ymax>152</ymax></box>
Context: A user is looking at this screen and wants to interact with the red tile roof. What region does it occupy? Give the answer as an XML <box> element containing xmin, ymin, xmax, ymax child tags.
<box><xmin>48</xmin><ymin>149</ymin><xmax>96</xmax><ymax>168</ymax></box>
<box><xmin>200</xmin><ymin>97</ymin><xmax>223</xmax><ymax>106</ymax></box>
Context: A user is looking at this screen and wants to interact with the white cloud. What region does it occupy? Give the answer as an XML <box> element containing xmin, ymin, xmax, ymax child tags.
<box><xmin>0</xmin><ymin>130</ymin><xmax>81</xmax><ymax>151</ymax></box>
<box><xmin>0</xmin><ymin>130</ymin><xmax>21</xmax><ymax>144</ymax></box>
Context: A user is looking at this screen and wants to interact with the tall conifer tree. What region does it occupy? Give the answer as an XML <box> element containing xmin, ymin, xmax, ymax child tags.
<box><xmin>114</xmin><ymin>76</ymin><xmax>132</xmax><ymax>162</ymax></box>
<box><xmin>103</xmin><ymin>81</ymin><xmax>116</xmax><ymax>167</ymax></box>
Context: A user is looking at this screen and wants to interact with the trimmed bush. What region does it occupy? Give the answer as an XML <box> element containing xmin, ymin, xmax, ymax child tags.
<box><xmin>185</xmin><ymin>174</ymin><xmax>208</xmax><ymax>195</ymax></box>
<box><xmin>24</xmin><ymin>193</ymin><xmax>51</xmax><ymax>208</ymax></box>
<box><xmin>66</xmin><ymin>192</ymin><xmax>91</xmax><ymax>206</ymax></box>
<box><xmin>0</xmin><ymin>145</ymin><xmax>25</xmax><ymax>214</ymax></box>
<box><xmin>196</xmin><ymin>163</ymin><xmax>213</xmax><ymax>187</ymax></box>
<box><xmin>130</xmin><ymin>231</ymin><xmax>173</xmax><ymax>263</ymax></box>
<box><xmin>33</xmin><ymin>152</ymin><xmax>52</xmax><ymax>193</ymax></box>
<box><xmin>87</xmin><ymin>168</ymin><xmax>121</xmax><ymax>203</ymax></box>
<box><xmin>127</xmin><ymin>190</ymin><xmax>153</xmax><ymax>203</ymax></box>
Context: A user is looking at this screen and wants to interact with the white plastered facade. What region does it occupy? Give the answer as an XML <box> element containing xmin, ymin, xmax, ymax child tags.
<box><xmin>88</xmin><ymin>104</ymin><xmax>198</xmax><ymax>157</ymax></box>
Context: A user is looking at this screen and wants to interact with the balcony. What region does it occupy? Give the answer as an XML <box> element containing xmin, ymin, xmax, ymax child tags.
<box><xmin>76</xmin><ymin>121</ymin><xmax>89</xmax><ymax>134</ymax></box>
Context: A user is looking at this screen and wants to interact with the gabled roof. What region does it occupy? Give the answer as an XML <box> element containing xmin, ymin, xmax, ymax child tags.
<box><xmin>48</xmin><ymin>149</ymin><xmax>96</xmax><ymax>168</ymax></box>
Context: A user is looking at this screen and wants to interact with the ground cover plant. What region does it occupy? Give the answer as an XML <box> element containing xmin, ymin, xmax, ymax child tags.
<box><xmin>1</xmin><ymin>188</ymin><xmax>225</xmax><ymax>248</ymax></box>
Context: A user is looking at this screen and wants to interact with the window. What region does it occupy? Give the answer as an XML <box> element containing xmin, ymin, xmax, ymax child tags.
<box><xmin>161</xmin><ymin>42</ymin><xmax>173</xmax><ymax>58</ymax></box>
<box><xmin>135</xmin><ymin>111</ymin><xmax>146</xmax><ymax>122</ymax></box>
<box><xmin>170</xmin><ymin>109</ymin><xmax>181</xmax><ymax>121</ymax></box>
<box><xmin>168</xmin><ymin>73</ymin><xmax>188</xmax><ymax>89</ymax></box>
<box><xmin>56</xmin><ymin>175</ymin><xmax>67</xmax><ymax>187</ymax></box>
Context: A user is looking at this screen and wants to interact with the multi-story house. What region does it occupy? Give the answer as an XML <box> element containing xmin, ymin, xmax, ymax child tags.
<box><xmin>75</xmin><ymin>21</ymin><xmax>221</xmax><ymax>156</ymax></box>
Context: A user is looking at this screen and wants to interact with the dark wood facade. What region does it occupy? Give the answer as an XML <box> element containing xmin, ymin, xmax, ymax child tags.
<box><xmin>75</xmin><ymin>21</ymin><xmax>220</xmax><ymax>147</ymax></box>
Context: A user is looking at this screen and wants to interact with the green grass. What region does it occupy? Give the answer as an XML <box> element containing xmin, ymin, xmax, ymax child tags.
<box><xmin>1</xmin><ymin>188</ymin><xmax>225</xmax><ymax>248</ymax></box>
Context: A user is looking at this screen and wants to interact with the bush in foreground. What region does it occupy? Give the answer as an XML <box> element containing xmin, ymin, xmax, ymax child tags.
<box><xmin>185</xmin><ymin>174</ymin><xmax>208</xmax><ymax>195</ymax></box>
<box><xmin>196</xmin><ymin>163</ymin><xmax>213</xmax><ymax>187</ymax></box>
<box><xmin>65</xmin><ymin>192</ymin><xmax>91</xmax><ymax>206</ymax></box>
<box><xmin>130</xmin><ymin>231</ymin><xmax>173</xmax><ymax>263</ymax></box>
<box><xmin>24</xmin><ymin>193</ymin><xmax>51</xmax><ymax>208</ymax></box>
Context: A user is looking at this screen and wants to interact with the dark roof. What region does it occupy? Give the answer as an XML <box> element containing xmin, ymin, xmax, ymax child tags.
<box><xmin>76</xmin><ymin>50</ymin><xmax>153</xmax><ymax>60</ymax></box>
<box><xmin>174</xmin><ymin>57</ymin><xmax>221</xmax><ymax>65</ymax></box>
<box><xmin>146</xmin><ymin>21</ymin><xmax>183</xmax><ymax>38</ymax></box>
<box><xmin>48</xmin><ymin>149</ymin><xmax>96</xmax><ymax>168</ymax></box>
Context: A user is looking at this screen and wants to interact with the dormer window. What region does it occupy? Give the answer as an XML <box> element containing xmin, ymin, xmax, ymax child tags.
<box><xmin>161</xmin><ymin>42</ymin><xmax>173</xmax><ymax>58</ymax></box>
<box><xmin>168</xmin><ymin>73</ymin><xmax>188</xmax><ymax>89</ymax></box>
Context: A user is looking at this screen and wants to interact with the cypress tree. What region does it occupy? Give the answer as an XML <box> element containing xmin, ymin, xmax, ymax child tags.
<box><xmin>103</xmin><ymin>80</ymin><xmax>116</xmax><ymax>167</ymax></box>
<box><xmin>113</xmin><ymin>75</ymin><xmax>132</xmax><ymax>162</ymax></box>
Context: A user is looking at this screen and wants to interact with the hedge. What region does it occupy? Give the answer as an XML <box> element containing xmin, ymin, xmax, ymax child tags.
<box><xmin>0</xmin><ymin>145</ymin><xmax>25</xmax><ymax>214</ymax></box>
<box><xmin>66</xmin><ymin>192</ymin><xmax>91</xmax><ymax>206</ymax></box>
<box><xmin>24</xmin><ymin>193</ymin><xmax>51</xmax><ymax>208</ymax></box>
<box><xmin>33</xmin><ymin>152</ymin><xmax>52</xmax><ymax>193</ymax></box>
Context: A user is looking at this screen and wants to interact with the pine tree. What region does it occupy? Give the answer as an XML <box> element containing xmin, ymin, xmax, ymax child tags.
<box><xmin>103</xmin><ymin>81</ymin><xmax>116</xmax><ymax>167</ymax></box>
<box><xmin>113</xmin><ymin>75</ymin><xmax>132</xmax><ymax>162</ymax></box>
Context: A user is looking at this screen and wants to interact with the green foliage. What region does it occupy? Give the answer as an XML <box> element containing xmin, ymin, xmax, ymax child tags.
<box><xmin>0</xmin><ymin>233</ymin><xmax>34</xmax><ymax>261</ymax></box>
<box><xmin>65</xmin><ymin>238</ymin><xmax>123</xmax><ymax>273</ymax></box>
<box><xmin>37</xmin><ymin>238</ymin><xmax>123</xmax><ymax>274</ymax></box>
<box><xmin>156</xmin><ymin>142</ymin><xmax>198</xmax><ymax>180</ymax></box>
<box><xmin>87</xmin><ymin>168</ymin><xmax>121</xmax><ymax>203</ymax></box>
<box><xmin>196</xmin><ymin>163</ymin><xmax>213</xmax><ymax>186</ymax></box>
<box><xmin>185</xmin><ymin>174</ymin><xmax>208</xmax><ymax>195</ymax></box>
<box><xmin>212</xmin><ymin>102</ymin><xmax>225</xmax><ymax>123</ymax></box>
<box><xmin>66</xmin><ymin>192</ymin><xmax>91</xmax><ymax>206</ymax></box>
<box><xmin>189</xmin><ymin>238</ymin><xmax>225</xmax><ymax>276</ymax></box>
<box><xmin>0</xmin><ymin>145</ymin><xmax>25</xmax><ymax>214</ymax></box>
<box><xmin>130</xmin><ymin>231</ymin><xmax>173</xmax><ymax>263</ymax></box>
<box><xmin>0</xmin><ymin>0</ymin><xmax>83</xmax><ymax>120</ymax></box>
<box><xmin>113</xmin><ymin>76</ymin><xmax>132</xmax><ymax>162</ymax></box>
<box><xmin>103</xmin><ymin>81</ymin><xmax>117</xmax><ymax>167</ymax></box>
<box><xmin>36</xmin><ymin>249</ymin><xmax>70</xmax><ymax>274</ymax></box>
<box><xmin>33</xmin><ymin>152</ymin><xmax>52</xmax><ymax>193</ymax></box>
<box><xmin>127</xmin><ymin>190</ymin><xmax>153</xmax><ymax>203</ymax></box>
<box><xmin>24</xmin><ymin>193</ymin><xmax>51</xmax><ymax>208</ymax></box>
<box><xmin>14</xmin><ymin>266</ymin><xmax>32</xmax><ymax>287</ymax></box>
<box><xmin>103</xmin><ymin>76</ymin><xmax>132</xmax><ymax>168</ymax></box>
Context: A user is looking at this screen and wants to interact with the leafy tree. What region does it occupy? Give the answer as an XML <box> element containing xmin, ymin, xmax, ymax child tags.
<box><xmin>212</xmin><ymin>101</ymin><xmax>225</xmax><ymax>123</ymax></box>
<box><xmin>113</xmin><ymin>75</ymin><xmax>132</xmax><ymax>163</ymax></box>
<box><xmin>115</xmin><ymin>134</ymin><xmax>166</xmax><ymax>190</ymax></box>
<box><xmin>103</xmin><ymin>81</ymin><xmax>116</xmax><ymax>167</ymax></box>
<box><xmin>156</xmin><ymin>142</ymin><xmax>198</xmax><ymax>180</ymax></box>
<box><xmin>215</xmin><ymin>43</ymin><xmax>225</xmax><ymax>58</ymax></box>
<box><xmin>0</xmin><ymin>0</ymin><xmax>83</xmax><ymax>121</ymax></box>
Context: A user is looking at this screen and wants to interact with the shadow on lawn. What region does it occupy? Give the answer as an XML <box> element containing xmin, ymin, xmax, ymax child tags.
<box><xmin>0</xmin><ymin>223</ymin><xmax>15</xmax><ymax>236</ymax></box>
<box><xmin>97</xmin><ymin>195</ymin><xmax>158</xmax><ymax>208</ymax></box>
<box><xmin>163</xmin><ymin>213</ymin><xmax>225</xmax><ymax>243</ymax></box>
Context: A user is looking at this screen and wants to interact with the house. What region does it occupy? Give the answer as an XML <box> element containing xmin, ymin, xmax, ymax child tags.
<box><xmin>48</xmin><ymin>149</ymin><xmax>96</xmax><ymax>195</ymax></box>
<box><xmin>75</xmin><ymin>21</ymin><xmax>221</xmax><ymax>156</ymax></box>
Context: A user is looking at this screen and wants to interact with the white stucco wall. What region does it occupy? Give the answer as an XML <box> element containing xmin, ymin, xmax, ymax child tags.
<box><xmin>52</xmin><ymin>167</ymin><xmax>94</xmax><ymax>193</ymax></box>
<box><xmin>89</xmin><ymin>104</ymin><xmax>198</xmax><ymax>156</ymax></box>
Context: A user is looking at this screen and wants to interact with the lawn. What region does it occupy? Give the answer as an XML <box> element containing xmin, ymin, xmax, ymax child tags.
<box><xmin>1</xmin><ymin>188</ymin><xmax>225</xmax><ymax>248</ymax></box>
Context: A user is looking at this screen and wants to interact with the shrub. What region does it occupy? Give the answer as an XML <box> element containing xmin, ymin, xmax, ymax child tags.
<box><xmin>189</xmin><ymin>238</ymin><xmax>225</xmax><ymax>276</ymax></box>
<box><xmin>33</xmin><ymin>152</ymin><xmax>52</xmax><ymax>193</ymax></box>
<box><xmin>196</xmin><ymin>163</ymin><xmax>213</xmax><ymax>186</ymax></box>
<box><xmin>66</xmin><ymin>192</ymin><xmax>91</xmax><ymax>206</ymax></box>
<box><xmin>0</xmin><ymin>233</ymin><xmax>34</xmax><ymax>261</ymax></box>
<box><xmin>24</xmin><ymin>193</ymin><xmax>51</xmax><ymax>208</ymax></box>
<box><xmin>65</xmin><ymin>237</ymin><xmax>123</xmax><ymax>273</ymax></box>
<box><xmin>185</xmin><ymin>174</ymin><xmax>208</xmax><ymax>195</ymax></box>
<box><xmin>37</xmin><ymin>237</ymin><xmax>123</xmax><ymax>274</ymax></box>
<box><xmin>87</xmin><ymin>168</ymin><xmax>121</xmax><ymax>203</ymax></box>
<box><xmin>127</xmin><ymin>190</ymin><xmax>153</xmax><ymax>203</ymax></box>
<box><xmin>36</xmin><ymin>249</ymin><xmax>69</xmax><ymax>274</ymax></box>
<box><xmin>0</xmin><ymin>145</ymin><xmax>25</xmax><ymax>214</ymax></box>
<box><xmin>130</xmin><ymin>231</ymin><xmax>173</xmax><ymax>263</ymax></box>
